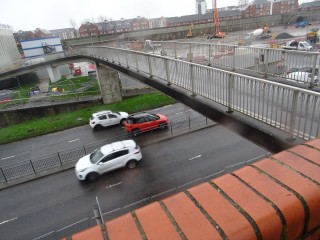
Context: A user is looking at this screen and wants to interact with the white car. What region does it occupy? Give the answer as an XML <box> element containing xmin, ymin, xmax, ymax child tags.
<box><xmin>75</xmin><ymin>140</ymin><xmax>142</xmax><ymax>181</ymax></box>
<box><xmin>23</xmin><ymin>57</ymin><xmax>45</xmax><ymax>66</ymax></box>
<box><xmin>286</xmin><ymin>71</ymin><xmax>318</xmax><ymax>84</ymax></box>
<box><xmin>89</xmin><ymin>110</ymin><xmax>129</xmax><ymax>130</ymax></box>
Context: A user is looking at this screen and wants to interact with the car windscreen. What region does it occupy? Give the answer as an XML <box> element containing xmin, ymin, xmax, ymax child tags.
<box><xmin>90</xmin><ymin>115</ymin><xmax>95</xmax><ymax>120</ymax></box>
<box><xmin>147</xmin><ymin>113</ymin><xmax>160</xmax><ymax>120</ymax></box>
<box><xmin>90</xmin><ymin>149</ymin><xmax>104</xmax><ymax>164</ymax></box>
<box><xmin>126</xmin><ymin>117</ymin><xmax>135</xmax><ymax>124</ymax></box>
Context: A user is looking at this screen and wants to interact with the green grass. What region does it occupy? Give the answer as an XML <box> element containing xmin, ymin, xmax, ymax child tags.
<box><xmin>0</xmin><ymin>92</ymin><xmax>176</xmax><ymax>144</ymax></box>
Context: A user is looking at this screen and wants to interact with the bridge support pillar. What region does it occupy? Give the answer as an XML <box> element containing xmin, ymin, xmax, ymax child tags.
<box><xmin>47</xmin><ymin>66</ymin><xmax>61</xmax><ymax>83</ymax></box>
<box><xmin>96</xmin><ymin>63</ymin><xmax>122</xmax><ymax>104</ymax></box>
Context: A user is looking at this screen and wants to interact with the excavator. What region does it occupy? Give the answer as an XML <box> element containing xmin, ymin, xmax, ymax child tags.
<box><xmin>208</xmin><ymin>0</ymin><xmax>225</xmax><ymax>39</ymax></box>
<box><xmin>186</xmin><ymin>24</ymin><xmax>193</xmax><ymax>38</ymax></box>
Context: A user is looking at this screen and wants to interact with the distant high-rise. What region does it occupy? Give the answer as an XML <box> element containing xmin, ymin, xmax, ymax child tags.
<box><xmin>195</xmin><ymin>0</ymin><xmax>207</xmax><ymax>14</ymax></box>
<box><xmin>239</xmin><ymin>0</ymin><xmax>249</xmax><ymax>6</ymax></box>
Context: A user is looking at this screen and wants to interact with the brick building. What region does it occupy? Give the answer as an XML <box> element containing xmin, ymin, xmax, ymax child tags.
<box><xmin>131</xmin><ymin>17</ymin><xmax>149</xmax><ymax>31</ymax></box>
<box><xmin>242</xmin><ymin>0</ymin><xmax>298</xmax><ymax>18</ymax></box>
<box><xmin>79</xmin><ymin>22</ymin><xmax>100</xmax><ymax>37</ymax></box>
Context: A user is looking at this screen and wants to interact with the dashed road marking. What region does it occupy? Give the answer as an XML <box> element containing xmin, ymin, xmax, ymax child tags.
<box><xmin>0</xmin><ymin>217</ymin><xmax>18</xmax><ymax>225</ymax></box>
<box><xmin>1</xmin><ymin>155</ymin><xmax>15</xmax><ymax>160</ymax></box>
<box><xmin>123</xmin><ymin>198</ymin><xmax>149</xmax><ymax>209</ymax></box>
<box><xmin>68</xmin><ymin>138</ymin><xmax>80</xmax><ymax>143</ymax></box>
<box><xmin>106</xmin><ymin>182</ymin><xmax>122</xmax><ymax>189</ymax></box>
<box><xmin>189</xmin><ymin>155</ymin><xmax>202</xmax><ymax>161</ymax></box>
<box><xmin>175</xmin><ymin>112</ymin><xmax>183</xmax><ymax>115</ymax></box>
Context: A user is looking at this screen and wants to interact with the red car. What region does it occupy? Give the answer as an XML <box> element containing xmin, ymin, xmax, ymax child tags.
<box><xmin>73</xmin><ymin>67</ymin><xmax>82</xmax><ymax>76</ymax></box>
<box><xmin>124</xmin><ymin>112</ymin><xmax>169</xmax><ymax>136</ymax></box>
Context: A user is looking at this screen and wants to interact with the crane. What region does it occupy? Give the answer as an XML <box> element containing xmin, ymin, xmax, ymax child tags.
<box><xmin>212</xmin><ymin>0</ymin><xmax>225</xmax><ymax>38</ymax></box>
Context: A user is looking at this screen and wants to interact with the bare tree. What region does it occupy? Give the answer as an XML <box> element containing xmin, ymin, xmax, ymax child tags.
<box><xmin>97</xmin><ymin>15</ymin><xmax>108</xmax><ymax>23</ymax></box>
<box><xmin>70</xmin><ymin>19</ymin><xmax>79</xmax><ymax>37</ymax></box>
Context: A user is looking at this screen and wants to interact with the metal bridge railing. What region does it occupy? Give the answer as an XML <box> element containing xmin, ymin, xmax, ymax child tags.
<box><xmin>103</xmin><ymin>41</ymin><xmax>320</xmax><ymax>87</ymax></box>
<box><xmin>78</xmin><ymin>45</ymin><xmax>320</xmax><ymax>141</ymax></box>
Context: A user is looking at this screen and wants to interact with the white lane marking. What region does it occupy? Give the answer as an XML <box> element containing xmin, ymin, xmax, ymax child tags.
<box><xmin>106</xmin><ymin>182</ymin><xmax>122</xmax><ymax>189</ymax></box>
<box><xmin>203</xmin><ymin>170</ymin><xmax>225</xmax><ymax>180</ymax></box>
<box><xmin>151</xmin><ymin>188</ymin><xmax>176</xmax><ymax>199</ymax></box>
<box><xmin>186</xmin><ymin>109</ymin><xmax>192</xmax><ymax>112</ymax></box>
<box><xmin>189</xmin><ymin>155</ymin><xmax>202</xmax><ymax>161</ymax></box>
<box><xmin>178</xmin><ymin>178</ymin><xmax>202</xmax><ymax>189</ymax></box>
<box><xmin>103</xmin><ymin>208</ymin><xmax>121</xmax><ymax>215</ymax></box>
<box><xmin>175</xmin><ymin>112</ymin><xmax>183</xmax><ymax>115</ymax></box>
<box><xmin>123</xmin><ymin>198</ymin><xmax>149</xmax><ymax>209</ymax></box>
<box><xmin>57</xmin><ymin>218</ymin><xmax>88</xmax><ymax>232</ymax></box>
<box><xmin>68</xmin><ymin>138</ymin><xmax>80</xmax><ymax>143</ymax></box>
<box><xmin>246</xmin><ymin>153</ymin><xmax>271</xmax><ymax>163</ymax></box>
<box><xmin>1</xmin><ymin>155</ymin><xmax>15</xmax><ymax>160</ymax></box>
<box><xmin>33</xmin><ymin>231</ymin><xmax>54</xmax><ymax>240</ymax></box>
<box><xmin>0</xmin><ymin>217</ymin><xmax>18</xmax><ymax>225</ymax></box>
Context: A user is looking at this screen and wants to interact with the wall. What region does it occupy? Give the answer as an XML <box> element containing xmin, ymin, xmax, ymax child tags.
<box><xmin>0</xmin><ymin>99</ymin><xmax>103</xmax><ymax>128</ymax></box>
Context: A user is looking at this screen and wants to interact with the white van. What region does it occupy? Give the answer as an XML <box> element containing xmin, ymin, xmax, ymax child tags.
<box><xmin>23</xmin><ymin>57</ymin><xmax>45</xmax><ymax>66</ymax></box>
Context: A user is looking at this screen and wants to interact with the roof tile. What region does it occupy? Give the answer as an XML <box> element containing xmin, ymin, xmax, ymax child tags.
<box><xmin>106</xmin><ymin>213</ymin><xmax>141</xmax><ymax>240</ymax></box>
<box><xmin>135</xmin><ymin>202</ymin><xmax>181</xmax><ymax>240</ymax></box>
<box><xmin>188</xmin><ymin>182</ymin><xmax>257</xmax><ymax>239</ymax></box>
<box><xmin>253</xmin><ymin>159</ymin><xmax>320</xmax><ymax>231</ymax></box>
<box><xmin>233</xmin><ymin>166</ymin><xmax>305</xmax><ymax>239</ymax></box>
<box><xmin>163</xmin><ymin>192</ymin><xmax>222</xmax><ymax>239</ymax></box>
<box><xmin>214</xmin><ymin>174</ymin><xmax>283</xmax><ymax>239</ymax></box>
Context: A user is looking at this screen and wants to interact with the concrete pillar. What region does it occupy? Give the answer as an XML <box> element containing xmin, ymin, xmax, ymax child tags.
<box><xmin>96</xmin><ymin>62</ymin><xmax>122</xmax><ymax>104</ymax></box>
<box><xmin>47</xmin><ymin>66</ymin><xmax>61</xmax><ymax>83</ymax></box>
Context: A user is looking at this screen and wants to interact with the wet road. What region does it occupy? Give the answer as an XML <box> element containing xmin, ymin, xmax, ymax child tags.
<box><xmin>0</xmin><ymin>103</ymin><xmax>198</xmax><ymax>166</ymax></box>
<box><xmin>0</xmin><ymin>125</ymin><xmax>270</xmax><ymax>240</ymax></box>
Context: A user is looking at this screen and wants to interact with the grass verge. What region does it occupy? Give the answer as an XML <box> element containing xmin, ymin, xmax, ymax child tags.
<box><xmin>0</xmin><ymin>92</ymin><xmax>176</xmax><ymax>145</ymax></box>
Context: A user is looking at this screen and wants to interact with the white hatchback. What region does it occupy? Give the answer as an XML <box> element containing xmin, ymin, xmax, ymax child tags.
<box><xmin>89</xmin><ymin>110</ymin><xmax>129</xmax><ymax>130</ymax></box>
<box><xmin>75</xmin><ymin>140</ymin><xmax>142</xmax><ymax>181</ymax></box>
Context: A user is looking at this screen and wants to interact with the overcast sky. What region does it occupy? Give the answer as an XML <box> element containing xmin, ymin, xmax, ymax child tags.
<box><xmin>0</xmin><ymin>0</ymin><xmax>313</xmax><ymax>31</ymax></box>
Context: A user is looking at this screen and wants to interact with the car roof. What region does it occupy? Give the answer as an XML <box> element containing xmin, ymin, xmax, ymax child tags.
<box><xmin>100</xmin><ymin>140</ymin><xmax>136</xmax><ymax>155</ymax></box>
<box><xmin>92</xmin><ymin>110</ymin><xmax>112</xmax><ymax>117</ymax></box>
<box><xmin>128</xmin><ymin>112</ymin><xmax>154</xmax><ymax>118</ymax></box>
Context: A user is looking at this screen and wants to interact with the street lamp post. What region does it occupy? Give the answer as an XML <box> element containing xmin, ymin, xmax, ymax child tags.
<box><xmin>93</xmin><ymin>197</ymin><xmax>108</xmax><ymax>240</ymax></box>
<box><xmin>104</xmin><ymin>20</ymin><xmax>107</xmax><ymax>35</ymax></box>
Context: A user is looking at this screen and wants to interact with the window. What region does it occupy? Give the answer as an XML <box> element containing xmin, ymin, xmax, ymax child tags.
<box><xmin>101</xmin><ymin>153</ymin><xmax>116</xmax><ymax>163</ymax></box>
<box><xmin>108</xmin><ymin>114</ymin><xmax>118</xmax><ymax>119</ymax></box>
<box><xmin>98</xmin><ymin>115</ymin><xmax>107</xmax><ymax>120</ymax></box>
<box><xmin>113</xmin><ymin>150</ymin><xmax>129</xmax><ymax>158</ymax></box>
<box><xmin>136</xmin><ymin>117</ymin><xmax>147</xmax><ymax>123</ymax></box>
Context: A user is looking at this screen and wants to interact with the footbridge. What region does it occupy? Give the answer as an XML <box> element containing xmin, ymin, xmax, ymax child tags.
<box><xmin>1</xmin><ymin>42</ymin><xmax>320</xmax><ymax>152</ymax></box>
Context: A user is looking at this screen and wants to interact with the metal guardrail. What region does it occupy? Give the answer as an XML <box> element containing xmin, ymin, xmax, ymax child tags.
<box><xmin>0</xmin><ymin>115</ymin><xmax>211</xmax><ymax>183</ymax></box>
<box><xmin>77</xmin><ymin>45</ymin><xmax>320</xmax><ymax>141</ymax></box>
<box><xmin>103</xmin><ymin>41</ymin><xmax>320</xmax><ymax>87</ymax></box>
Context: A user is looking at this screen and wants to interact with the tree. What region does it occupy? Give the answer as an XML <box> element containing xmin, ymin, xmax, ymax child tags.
<box><xmin>69</xmin><ymin>19</ymin><xmax>79</xmax><ymax>38</ymax></box>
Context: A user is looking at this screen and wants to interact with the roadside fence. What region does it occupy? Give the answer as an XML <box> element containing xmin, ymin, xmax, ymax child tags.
<box><xmin>0</xmin><ymin>115</ymin><xmax>212</xmax><ymax>184</ymax></box>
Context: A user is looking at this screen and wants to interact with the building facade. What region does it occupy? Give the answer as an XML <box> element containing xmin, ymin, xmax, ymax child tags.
<box><xmin>0</xmin><ymin>24</ymin><xmax>20</xmax><ymax>69</ymax></box>
<box><xmin>79</xmin><ymin>22</ymin><xmax>100</xmax><ymax>37</ymax></box>
<box><xmin>242</xmin><ymin>0</ymin><xmax>298</xmax><ymax>18</ymax></box>
<box><xmin>196</xmin><ymin>0</ymin><xmax>207</xmax><ymax>14</ymax></box>
<box><xmin>50</xmin><ymin>28</ymin><xmax>77</xmax><ymax>40</ymax></box>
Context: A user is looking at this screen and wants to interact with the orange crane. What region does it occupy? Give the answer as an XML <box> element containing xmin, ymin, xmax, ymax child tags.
<box><xmin>213</xmin><ymin>0</ymin><xmax>225</xmax><ymax>38</ymax></box>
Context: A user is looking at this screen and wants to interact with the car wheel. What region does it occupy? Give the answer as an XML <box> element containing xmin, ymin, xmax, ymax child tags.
<box><xmin>86</xmin><ymin>172</ymin><xmax>99</xmax><ymax>182</ymax></box>
<box><xmin>158</xmin><ymin>123</ymin><xmax>167</xmax><ymax>129</ymax></box>
<box><xmin>120</xmin><ymin>119</ymin><xmax>127</xmax><ymax>126</ymax></box>
<box><xmin>127</xmin><ymin>160</ymin><xmax>137</xmax><ymax>169</ymax></box>
<box><xmin>131</xmin><ymin>129</ymin><xmax>140</xmax><ymax>137</ymax></box>
<box><xmin>94</xmin><ymin>124</ymin><xmax>103</xmax><ymax>131</ymax></box>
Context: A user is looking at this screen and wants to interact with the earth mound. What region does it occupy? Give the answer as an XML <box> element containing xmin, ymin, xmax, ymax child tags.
<box><xmin>275</xmin><ymin>32</ymin><xmax>295</xmax><ymax>39</ymax></box>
